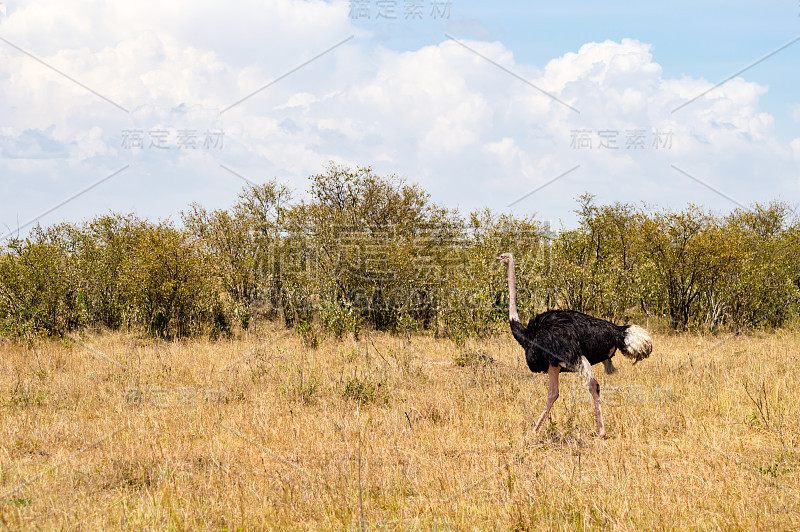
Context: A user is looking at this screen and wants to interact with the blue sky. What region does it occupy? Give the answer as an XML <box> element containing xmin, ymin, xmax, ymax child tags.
<box><xmin>1</xmin><ymin>0</ymin><xmax>798</xmax><ymax>237</ymax></box>
<box><xmin>359</xmin><ymin>0</ymin><xmax>800</xmax><ymax>140</ymax></box>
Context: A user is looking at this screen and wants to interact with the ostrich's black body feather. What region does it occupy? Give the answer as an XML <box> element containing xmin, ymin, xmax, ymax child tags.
<box><xmin>510</xmin><ymin>310</ymin><xmax>627</xmax><ymax>373</ymax></box>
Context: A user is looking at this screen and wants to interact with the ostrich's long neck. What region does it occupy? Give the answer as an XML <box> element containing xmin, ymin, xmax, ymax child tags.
<box><xmin>506</xmin><ymin>257</ymin><xmax>520</xmax><ymax>323</ymax></box>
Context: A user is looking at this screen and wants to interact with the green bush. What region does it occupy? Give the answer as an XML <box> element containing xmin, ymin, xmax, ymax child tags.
<box><xmin>1</xmin><ymin>166</ymin><xmax>798</xmax><ymax>339</ymax></box>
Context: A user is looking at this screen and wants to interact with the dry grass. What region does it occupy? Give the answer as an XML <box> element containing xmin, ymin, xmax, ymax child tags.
<box><xmin>1</xmin><ymin>323</ymin><xmax>799</xmax><ymax>530</ymax></box>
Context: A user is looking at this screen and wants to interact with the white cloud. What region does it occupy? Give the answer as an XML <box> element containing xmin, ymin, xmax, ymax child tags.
<box><xmin>0</xmin><ymin>2</ymin><xmax>797</xmax><ymax>232</ymax></box>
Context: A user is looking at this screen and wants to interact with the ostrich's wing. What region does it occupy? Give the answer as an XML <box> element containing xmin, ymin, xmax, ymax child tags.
<box><xmin>525</xmin><ymin>319</ymin><xmax>581</xmax><ymax>369</ymax></box>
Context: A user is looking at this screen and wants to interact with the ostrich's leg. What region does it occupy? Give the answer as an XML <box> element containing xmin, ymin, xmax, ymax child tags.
<box><xmin>534</xmin><ymin>365</ymin><xmax>561</xmax><ymax>432</ymax></box>
<box><xmin>588</xmin><ymin>377</ymin><xmax>606</xmax><ymax>437</ymax></box>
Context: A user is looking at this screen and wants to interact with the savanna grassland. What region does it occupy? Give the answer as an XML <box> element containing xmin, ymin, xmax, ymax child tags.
<box><xmin>1</xmin><ymin>325</ymin><xmax>799</xmax><ymax>530</ymax></box>
<box><xmin>2</xmin><ymin>165</ymin><xmax>799</xmax><ymax>529</ymax></box>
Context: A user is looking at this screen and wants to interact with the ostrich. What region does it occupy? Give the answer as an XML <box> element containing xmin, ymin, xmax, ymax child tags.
<box><xmin>498</xmin><ymin>252</ymin><xmax>652</xmax><ymax>437</ymax></box>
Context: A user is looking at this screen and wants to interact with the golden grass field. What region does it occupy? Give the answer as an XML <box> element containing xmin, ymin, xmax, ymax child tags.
<box><xmin>1</xmin><ymin>322</ymin><xmax>799</xmax><ymax>530</ymax></box>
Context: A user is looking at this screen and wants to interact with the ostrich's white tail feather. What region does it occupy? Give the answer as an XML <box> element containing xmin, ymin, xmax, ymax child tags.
<box><xmin>621</xmin><ymin>324</ymin><xmax>653</xmax><ymax>364</ymax></box>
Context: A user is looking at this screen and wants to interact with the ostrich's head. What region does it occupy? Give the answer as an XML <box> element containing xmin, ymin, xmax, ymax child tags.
<box><xmin>497</xmin><ymin>252</ymin><xmax>513</xmax><ymax>265</ymax></box>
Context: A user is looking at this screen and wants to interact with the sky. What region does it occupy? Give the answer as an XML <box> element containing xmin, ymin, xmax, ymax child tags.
<box><xmin>1</xmin><ymin>0</ymin><xmax>799</xmax><ymax>237</ymax></box>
